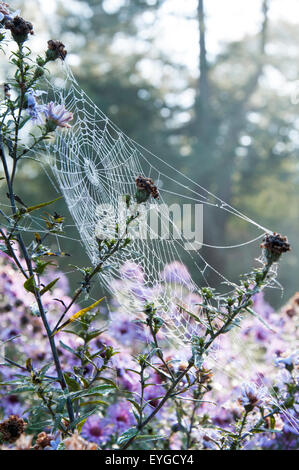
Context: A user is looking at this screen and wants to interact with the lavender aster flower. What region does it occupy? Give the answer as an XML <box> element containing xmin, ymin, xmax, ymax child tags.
<box><xmin>160</xmin><ymin>261</ymin><xmax>192</xmax><ymax>287</ymax></box>
<box><xmin>81</xmin><ymin>415</ymin><xmax>113</xmax><ymax>445</ymax></box>
<box><xmin>25</xmin><ymin>90</ymin><xmax>46</xmax><ymax>124</ymax></box>
<box><xmin>44</xmin><ymin>102</ymin><xmax>73</xmax><ymax>129</ymax></box>
<box><xmin>109</xmin><ymin>312</ymin><xmax>146</xmax><ymax>346</ymax></box>
<box><xmin>239</xmin><ymin>382</ymin><xmax>266</xmax><ymax>412</ymax></box>
<box><xmin>275</xmin><ymin>351</ymin><xmax>299</xmax><ymax>371</ymax></box>
<box><xmin>120</xmin><ymin>261</ymin><xmax>144</xmax><ymax>284</ymax></box>
<box><xmin>107</xmin><ymin>401</ymin><xmax>134</xmax><ymax>433</ymax></box>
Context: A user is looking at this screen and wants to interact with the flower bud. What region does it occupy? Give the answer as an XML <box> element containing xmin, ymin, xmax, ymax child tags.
<box><xmin>260</xmin><ymin>232</ymin><xmax>291</xmax><ymax>263</ymax></box>
<box><xmin>135</xmin><ymin>175</ymin><xmax>159</xmax><ymax>203</ymax></box>
<box><xmin>46</xmin><ymin>39</ymin><xmax>67</xmax><ymax>61</ymax></box>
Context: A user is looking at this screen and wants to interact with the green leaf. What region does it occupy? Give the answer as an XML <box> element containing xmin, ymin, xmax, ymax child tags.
<box><xmin>135</xmin><ymin>434</ymin><xmax>163</xmax><ymax>442</ymax></box>
<box><xmin>64</xmin><ymin>373</ymin><xmax>81</xmax><ymax>392</ymax></box>
<box><xmin>79</xmin><ymin>400</ymin><xmax>108</xmax><ymax>407</ymax></box>
<box><xmin>40</xmin><ymin>278</ymin><xmax>59</xmax><ymax>296</ymax></box>
<box><xmin>117</xmin><ymin>428</ymin><xmax>138</xmax><ymax>445</ymax></box>
<box><xmin>10</xmin><ymin>385</ymin><xmax>35</xmax><ymax>393</ymax></box>
<box><xmin>127</xmin><ymin>398</ymin><xmax>141</xmax><ymax>414</ymax></box>
<box><xmin>18</xmin><ymin>115</ymin><xmax>31</xmax><ymax>130</ymax></box>
<box><xmin>77</xmin><ymin>417</ymin><xmax>88</xmax><ymax>434</ymax></box>
<box><xmin>71</xmin><ymin>409</ymin><xmax>99</xmax><ymax>431</ymax></box>
<box><xmin>25</xmin><ymin>196</ymin><xmax>63</xmax><ymax>214</ymax></box>
<box><xmin>68</xmin><ymin>384</ymin><xmax>115</xmax><ymax>401</ymax></box>
<box><xmin>85</xmin><ymin>328</ymin><xmax>106</xmax><ymax>343</ymax></box>
<box><xmin>24</xmin><ymin>275</ymin><xmax>37</xmax><ymax>294</ymax></box>
<box><xmin>34</xmin><ymin>261</ymin><xmax>57</xmax><ymax>275</ymax></box>
<box><xmin>59</xmin><ymin>341</ymin><xmax>80</xmax><ymax>358</ymax></box>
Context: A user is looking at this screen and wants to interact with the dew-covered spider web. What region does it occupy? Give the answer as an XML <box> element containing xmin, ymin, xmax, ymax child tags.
<box><xmin>29</xmin><ymin>63</ymin><xmax>280</xmax><ymax>347</ymax></box>
<box><xmin>9</xmin><ymin>62</ymin><xmax>298</xmax><ymax>435</ymax></box>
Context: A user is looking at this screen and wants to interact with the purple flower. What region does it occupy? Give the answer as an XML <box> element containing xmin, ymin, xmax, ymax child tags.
<box><xmin>160</xmin><ymin>262</ymin><xmax>192</xmax><ymax>287</ymax></box>
<box><xmin>3</xmin><ymin>394</ymin><xmax>25</xmax><ymax>416</ymax></box>
<box><xmin>81</xmin><ymin>415</ymin><xmax>113</xmax><ymax>445</ymax></box>
<box><xmin>239</xmin><ymin>383</ymin><xmax>266</xmax><ymax>411</ymax></box>
<box><xmin>112</xmin><ymin>352</ymin><xmax>139</xmax><ymax>392</ymax></box>
<box><xmin>120</xmin><ymin>261</ymin><xmax>145</xmax><ymax>284</ymax></box>
<box><xmin>252</xmin><ymin>292</ymin><xmax>274</xmax><ymax>319</ymax></box>
<box><xmin>275</xmin><ymin>351</ymin><xmax>299</xmax><ymax>369</ymax></box>
<box><xmin>25</xmin><ymin>89</ymin><xmax>47</xmax><ymax>124</ymax></box>
<box><xmin>44</xmin><ymin>102</ymin><xmax>73</xmax><ymax>128</ymax></box>
<box><xmin>108</xmin><ymin>312</ymin><xmax>146</xmax><ymax>346</ymax></box>
<box><xmin>143</xmin><ymin>384</ymin><xmax>165</xmax><ymax>416</ymax></box>
<box><xmin>107</xmin><ymin>401</ymin><xmax>135</xmax><ymax>433</ymax></box>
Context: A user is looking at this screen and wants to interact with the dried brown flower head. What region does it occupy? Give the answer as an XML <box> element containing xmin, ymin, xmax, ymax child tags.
<box><xmin>5</xmin><ymin>16</ymin><xmax>34</xmax><ymax>44</ymax></box>
<box><xmin>0</xmin><ymin>415</ymin><xmax>26</xmax><ymax>443</ymax></box>
<box><xmin>260</xmin><ymin>232</ymin><xmax>291</xmax><ymax>263</ymax></box>
<box><xmin>33</xmin><ymin>432</ymin><xmax>53</xmax><ymax>450</ymax></box>
<box><xmin>135</xmin><ymin>175</ymin><xmax>159</xmax><ymax>203</ymax></box>
<box><xmin>47</xmin><ymin>40</ymin><xmax>67</xmax><ymax>61</ymax></box>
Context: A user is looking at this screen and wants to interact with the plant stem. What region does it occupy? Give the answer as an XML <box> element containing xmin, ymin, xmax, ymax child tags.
<box><xmin>0</xmin><ymin>130</ymin><xmax>75</xmax><ymax>426</ymax></box>
<box><xmin>121</xmin><ymin>361</ymin><xmax>194</xmax><ymax>449</ymax></box>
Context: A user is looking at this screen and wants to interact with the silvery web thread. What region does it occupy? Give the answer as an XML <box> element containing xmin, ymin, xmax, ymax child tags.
<box><xmin>23</xmin><ymin>63</ymin><xmax>297</xmax><ymax>433</ymax></box>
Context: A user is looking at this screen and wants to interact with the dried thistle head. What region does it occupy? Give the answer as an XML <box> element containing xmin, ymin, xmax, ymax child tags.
<box><xmin>260</xmin><ymin>232</ymin><xmax>291</xmax><ymax>263</ymax></box>
<box><xmin>135</xmin><ymin>175</ymin><xmax>159</xmax><ymax>203</ymax></box>
<box><xmin>5</xmin><ymin>16</ymin><xmax>34</xmax><ymax>44</ymax></box>
<box><xmin>47</xmin><ymin>40</ymin><xmax>67</xmax><ymax>61</ymax></box>
<box><xmin>0</xmin><ymin>415</ymin><xmax>26</xmax><ymax>443</ymax></box>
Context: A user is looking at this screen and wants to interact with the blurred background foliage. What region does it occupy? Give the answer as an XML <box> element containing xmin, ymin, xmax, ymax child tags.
<box><xmin>1</xmin><ymin>0</ymin><xmax>298</xmax><ymax>307</ymax></box>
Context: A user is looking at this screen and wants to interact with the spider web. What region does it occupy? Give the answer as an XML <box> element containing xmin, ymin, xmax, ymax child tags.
<box><xmin>29</xmin><ymin>63</ymin><xmax>277</xmax><ymax>347</ymax></box>
<box><xmin>1</xmin><ymin>62</ymin><xmax>296</xmax><ymax>438</ymax></box>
